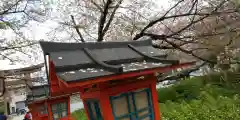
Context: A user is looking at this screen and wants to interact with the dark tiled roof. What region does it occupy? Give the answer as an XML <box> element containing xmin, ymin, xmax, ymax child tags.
<box><xmin>40</xmin><ymin>40</ymin><xmax>179</xmax><ymax>82</ymax></box>
<box><xmin>26</xmin><ymin>85</ymin><xmax>49</xmax><ymax>103</ymax></box>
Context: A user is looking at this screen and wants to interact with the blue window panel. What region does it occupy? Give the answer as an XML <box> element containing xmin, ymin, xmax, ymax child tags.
<box><xmin>119</xmin><ymin>116</ymin><xmax>131</xmax><ymax>120</ymax></box>
<box><xmin>51</xmin><ymin>102</ymin><xmax>68</xmax><ymax>120</ymax></box>
<box><xmin>146</xmin><ymin>89</ymin><xmax>154</xmax><ymax>120</ymax></box>
<box><xmin>110</xmin><ymin>88</ymin><xmax>154</xmax><ymax>120</ymax></box>
<box><xmin>131</xmin><ymin>92</ymin><xmax>138</xmax><ymax>120</ymax></box>
<box><xmin>126</xmin><ymin>94</ymin><xmax>134</xmax><ymax>120</ymax></box>
<box><xmin>94</xmin><ymin>102</ymin><xmax>103</xmax><ymax>120</ymax></box>
<box><xmin>139</xmin><ymin>113</ymin><xmax>152</xmax><ymax>120</ymax></box>
<box><xmin>86</xmin><ymin>100</ymin><xmax>103</xmax><ymax>120</ymax></box>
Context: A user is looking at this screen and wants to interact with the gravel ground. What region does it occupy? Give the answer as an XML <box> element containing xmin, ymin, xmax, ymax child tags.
<box><xmin>8</xmin><ymin>115</ymin><xmax>24</xmax><ymax>120</ymax></box>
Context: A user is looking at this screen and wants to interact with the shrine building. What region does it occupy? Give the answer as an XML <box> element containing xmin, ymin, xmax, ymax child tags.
<box><xmin>26</xmin><ymin>40</ymin><xmax>194</xmax><ymax>120</ymax></box>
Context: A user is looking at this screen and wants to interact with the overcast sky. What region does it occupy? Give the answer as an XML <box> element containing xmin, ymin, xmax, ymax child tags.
<box><xmin>0</xmin><ymin>0</ymin><xmax>171</xmax><ymax>70</ymax></box>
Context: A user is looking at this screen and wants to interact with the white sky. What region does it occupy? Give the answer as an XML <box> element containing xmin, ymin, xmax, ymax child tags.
<box><xmin>0</xmin><ymin>0</ymin><xmax>171</xmax><ymax>70</ymax></box>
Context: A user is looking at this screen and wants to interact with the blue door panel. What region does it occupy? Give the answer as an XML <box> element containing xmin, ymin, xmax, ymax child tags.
<box><xmin>86</xmin><ymin>100</ymin><xmax>103</xmax><ymax>120</ymax></box>
<box><xmin>110</xmin><ymin>88</ymin><xmax>154</xmax><ymax>120</ymax></box>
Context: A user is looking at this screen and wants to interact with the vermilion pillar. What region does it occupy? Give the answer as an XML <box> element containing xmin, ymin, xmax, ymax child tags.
<box><xmin>82</xmin><ymin>99</ymin><xmax>91</xmax><ymax>120</ymax></box>
<box><xmin>150</xmin><ymin>78</ymin><xmax>161</xmax><ymax>120</ymax></box>
<box><xmin>99</xmin><ymin>93</ymin><xmax>115</xmax><ymax>120</ymax></box>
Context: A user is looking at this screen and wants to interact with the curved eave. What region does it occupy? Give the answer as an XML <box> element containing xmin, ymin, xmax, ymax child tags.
<box><xmin>65</xmin><ymin>61</ymin><xmax>195</xmax><ymax>88</ymax></box>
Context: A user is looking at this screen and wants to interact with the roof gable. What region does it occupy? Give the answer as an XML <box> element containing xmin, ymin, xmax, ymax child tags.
<box><xmin>39</xmin><ymin>40</ymin><xmax>179</xmax><ymax>82</ymax></box>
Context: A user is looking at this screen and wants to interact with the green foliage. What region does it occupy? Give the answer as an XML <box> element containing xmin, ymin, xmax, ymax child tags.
<box><xmin>0</xmin><ymin>22</ymin><xmax>7</xmax><ymax>29</ymax></box>
<box><xmin>158</xmin><ymin>77</ymin><xmax>204</xmax><ymax>102</ymax></box>
<box><xmin>0</xmin><ymin>102</ymin><xmax>4</xmax><ymax>114</ymax></box>
<box><xmin>0</xmin><ymin>22</ymin><xmax>12</xmax><ymax>29</ymax></box>
<box><xmin>71</xmin><ymin>109</ymin><xmax>88</xmax><ymax>120</ymax></box>
<box><xmin>160</xmin><ymin>75</ymin><xmax>240</xmax><ymax>120</ymax></box>
<box><xmin>201</xmin><ymin>72</ymin><xmax>240</xmax><ymax>90</ymax></box>
<box><xmin>233</xmin><ymin>0</ymin><xmax>240</xmax><ymax>5</ymax></box>
<box><xmin>160</xmin><ymin>90</ymin><xmax>240</xmax><ymax>120</ymax></box>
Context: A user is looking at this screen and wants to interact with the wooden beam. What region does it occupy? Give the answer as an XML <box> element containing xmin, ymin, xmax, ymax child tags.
<box><xmin>6</xmin><ymin>85</ymin><xmax>27</xmax><ymax>90</ymax></box>
<box><xmin>0</xmin><ymin>71</ymin><xmax>8</xmax><ymax>115</ymax></box>
<box><xmin>2</xmin><ymin>63</ymin><xmax>44</xmax><ymax>76</ymax></box>
<box><xmin>0</xmin><ymin>71</ymin><xmax>5</xmax><ymax>97</ymax></box>
<box><xmin>4</xmin><ymin>77</ymin><xmax>46</xmax><ymax>89</ymax></box>
<box><xmin>6</xmin><ymin>80</ymin><xmax>28</xmax><ymax>86</ymax></box>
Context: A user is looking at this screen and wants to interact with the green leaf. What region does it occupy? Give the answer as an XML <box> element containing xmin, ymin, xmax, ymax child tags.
<box><xmin>0</xmin><ymin>22</ymin><xmax>7</xmax><ymax>29</ymax></box>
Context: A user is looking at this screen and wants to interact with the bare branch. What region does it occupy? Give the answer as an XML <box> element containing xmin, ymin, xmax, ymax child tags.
<box><xmin>163</xmin><ymin>0</ymin><xmax>185</xmax><ymax>18</ymax></box>
<box><xmin>0</xmin><ymin>42</ymin><xmax>37</xmax><ymax>51</ymax></box>
<box><xmin>172</xmin><ymin>29</ymin><xmax>240</xmax><ymax>39</ymax></box>
<box><xmin>0</xmin><ymin>0</ymin><xmax>23</xmax><ymax>15</ymax></box>
<box><xmin>1</xmin><ymin>10</ymin><xmax>25</xmax><ymax>15</ymax></box>
<box><xmin>145</xmin><ymin>32</ymin><xmax>216</xmax><ymax>63</ymax></box>
<box><xmin>189</xmin><ymin>48</ymin><xmax>211</xmax><ymax>52</ymax></box>
<box><xmin>90</xmin><ymin>0</ymin><xmax>104</xmax><ymax>12</ymax></box>
<box><xmin>0</xmin><ymin>53</ymin><xmax>16</xmax><ymax>63</ymax></box>
<box><xmin>102</xmin><ymin>0</ymin><xmax>123</xmax><ymax>35</ymax></box>
<box><xmin>160</xmin><ymin>38</ymin><xmax>216</xmax><ymax>63</ymax></box>
<box><xmin>70</xmin><ymin>15</ymin><xmax>85</xmax><ymax>42</ymax></box>
<box><xmin>14</xmin><ymin>48</ymin><xmax>32</xmax><ymax>58</ymax></box>
<box><xmin>188</xmin><ymin>0</ymin><xmax>198</xmax><ymax>14</ymax></box>
<box><xmin>134</xmin><ymin>4</ymin><xmax>238</xmax><ymax>40</ymax></box>
<box><xmin>158</xmin><ymin>62</ymin><xmax>207</xmax><ymax>82</ymax></box>
<box><xmin>135</xmin><ymin>0</ymin><xmax>185</xmax><ymax>35</ymax></box>
<box><xmin>97</xmin><ymin>0</ymin><xmax>112</xmax><ymax>42</ymax></box>
<box><xmin>169</xmin><ymin>0</ymin><xmax>228</xmax><ymax>37</ymax></box>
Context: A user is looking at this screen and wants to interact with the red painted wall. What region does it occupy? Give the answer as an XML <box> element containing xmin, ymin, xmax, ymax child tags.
<box><xmin>81</xmin><ymin>74</ymin><xmax>161</xmax><ymax>120</ymax></box>
<box><xmin>48</xmin><ymin>96</ymin><xmax>71</xmax><ymax>120</ymax></box>
<box><xmin>29</xmin><ymin>102</ymin><xmax>48</xmax><ymax>120</ymax></box>
<box><xmin>29</xmin><ymin>96</ymin><xmax>72</xmax><ymax>120</ymax></box>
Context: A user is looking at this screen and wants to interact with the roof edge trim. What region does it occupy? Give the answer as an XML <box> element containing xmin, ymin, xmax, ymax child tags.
<box><xmin>128</xmin><ymin>44</ymin><xmax>179</xmax><ymax>64</ymax></box>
